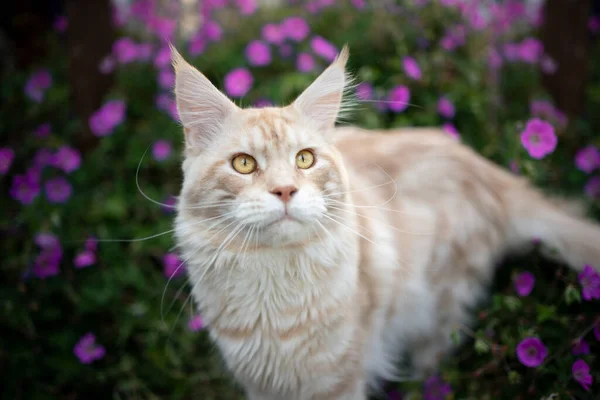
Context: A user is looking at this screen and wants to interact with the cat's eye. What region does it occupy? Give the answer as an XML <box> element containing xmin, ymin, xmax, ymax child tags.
<box><xmin>231</xmin><ymin>154</ymin><xmax>257</xmax><ymax>174</ymax></box>
<box><xmin>296</xmin><ymin>149</ymin><xmax>315</xmax><ymax>169</ymax></box>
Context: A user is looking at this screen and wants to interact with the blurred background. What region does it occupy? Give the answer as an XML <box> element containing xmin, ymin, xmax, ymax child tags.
<box><xmin>1</xmin><ymin>0</ymin><xmax>600</xmax><ymax>399</ymax></box>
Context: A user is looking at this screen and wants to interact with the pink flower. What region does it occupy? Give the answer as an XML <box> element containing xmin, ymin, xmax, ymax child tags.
<box><xmin>262</xmin><ymin>23</ymin><xmax>285</xmax><ymax>44</ymax></box>
<box><xmin>54</xmin><ymin>16</ymin><xmax>68</xmax><ymax>32</ymax></box>
<box><xmin>572</xmin><ymin>359</ymin><xmax>593</xmax><ymax>391</ymax></box>
<box><xmin>516</xmin><ymin>337</ymin><xmax>547</xmax><ymax>367</ymax></box>
<box><xmin>32</xmin><ymin>233</ymin><xmax>62</xmax><ymax>278</ymax></box>
<box><xmin>356</xmin><ymin>82</ymin><xmax>373</xmax><ymax>101</ymax></box>
<box><xmin>152</xmin><ymin>140</ymin><xmax>172</xmax><ymax>161</ymax></box>
<box><xmin>514</xmin><ymin>271</ymin><xmax>535</xmax><ymax>296</ymax></box>
<box><xmin>136</xmin><ymin>43</ymin><xmax>153</xmax><ymax>61</ymax></box>
<box><xmin>423</xmin><ymin>375</ymin><xmax>452</xmax><ymax>400</ymax></box>
<box><xmin>188</xmin><ymin>315</ymin><xmax>205</xmax><ymax>331</ymax></box>
<box><xmin>25</xmin><ymin>69</ymin><xmax>52</xmax><ymax>103</ymax></box>
<box><xmin>282</xmin><ymin>17</ymin><xmax>310</xmax><ymax>42</ymax></box>
<box><xmin>503</xmin><ymin>43</ymin><xmax>520</xmax><ymax>62</ymax></box>
<box><xmin>245</xmin><ymin>40</ymin><xmax>272</xmax><ymax>66</ymax></box>
<box><xmin>74</xmin><ymin>333</ymin><xmax>106</xmax><ymax>364</ymax></box>
<box><xmin>85</xmin><ymin>236</ymin><xmax>98</xmax><ymax>252</ymax></box>
<box><xmin>236</xmin><ymin>0</ymin><xmax>257</xmax><ymax>15</ymax></box>
<box><xmin>99</xmin><ymin>56</ymin><xmax>116</xmax><ymax>74</ymax></box>
<box><xmin>45</xmin><ymin>177</ymin><xmax>72</xmax><ymax>204</ymax></box>
<box><xmin>89</xmin><ymin>100</ymin><xmax>127</xmax><ymax>137</ymax></box>
<box><xmin>402</xmin><ymin>56</ymin><xmax>422</xmax><ymax>80</ymax></box>
<box><xmin>163</xmin><ymin>253</ymin><xmax>185</xmax><ymax>278</ymax></box>
<box><xmin>351</xmin><ymin>0</ymin><xmax>366</xmax><ymax>9</ymax></box>
<box><xmin>189</xmin><ymin>34</ymin><xmax>207</xmax><ymax>56</ymax></box>
<box><xmin>148</xmin><ymin>17</ymin><xmax>176</xmax><ymax>42</ymax></box>
<box><xmin>575</xmin><ymin>145</ymin><xmax>600</xmax><ymax>173</ymax></box>
<box><xmin>52</xmin><ymin>146</ymin><xmax>81</xmax><ymax>174</ymax></box>
<box><xmin>540</xmin><ymin>55</ymin><xmax>558</xmax><ymax>75</ymax></box>
<box><xmin>520</xmin><ymin>118</ymin><xmax>557</xmax><ymax>159</ymax></box>
<box><xmin>158</xmin><ymin>69</ymin><xmax>175</xmax><ymax>89</ymax></box>
<box><xmin>584</xmin><ymin>176</ymin><xmax>600</xmax><ymax>199</ymax></box>
<box><xmin>161</xmin><ymin>195</ymin><xmax>177</xmax><ymax>214</ymax></box>
<box><xmin>34</xmin><ymin>123</ymin><xmax>51</xmax><ymax>138</ymax></box>
<box><xmin>154</xmin><ymin>46</ymin><xmax>172</xmax><ymax>69</ymax></box>
<box><xmin>572</xmin><ymin>338</ymin><xmax>590</xmax><ymax>356</ymax></box>
<box><xmin>0</xmin><ymin>148</ymin><xmax>15</xmax><ymax>175</ymax></box>
<box><xmin>387</xmin><ymin>85</ymin><xmax>410</xmax><ymax>112</ymax></box>
<box><xmin>442</xmin><ymin>122</ymin><xmax>460</xmax><ymax>140</ymax></box>
<box><xmin>578</xmin><ymin>265</ymin><xmax>600</xmax><ymax>301</ymax></box>
<box><xmin>310</xmin><ymin>36</ymin><xmax>338</xmax><ymax>62</ymax></box>
<box><xmin>488</xmin><ymin>48</ymin><xmax>503</xmax><ymax>70</ymax></box>
<box><xmin>204</xmin><ymin>21</ymin><xmax>223</xmax><ymax>42</ymax></box>
<box><xmin>518</xmin><ymin>38</ymin><xmax>543</xmax><ymax>64</ymax></box>
<box><xmin>113</xmin><ymin>37</ymin><xmax>139</xmax><ymax>64</ymax></box>
<box><xmin>437</xmin><ymin>96</ymin><xmax>455</xmax><ymax>119</ymax></box>
<box><xmin>296</xmin><ymin>52</ymin><xmax>315</xmax><ymax>72</ymax></box>
<box><xmin>224</xmin><ymin>68</ymin><xmax>253</xmax><ymax>98</ymax></box>
<box><xmin>74</xmin><ymin>251</ymin><xmax>96</xmax><ymax>268</ymax></box>
<box><xmin>254</xmin><ymin>98</ymin><xmax>273</xmax><ymax>108</ymax></box>
<box><xmin>10</xmin><ymin>174</ymin><xmax>40</xmax><ymax>205</ymax></box>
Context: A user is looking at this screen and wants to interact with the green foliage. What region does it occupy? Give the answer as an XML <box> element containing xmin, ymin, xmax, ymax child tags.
<box><xmin>1</xmin><ymin>1</ymin><xmax>599</xmax><ymax>399</ymax></box>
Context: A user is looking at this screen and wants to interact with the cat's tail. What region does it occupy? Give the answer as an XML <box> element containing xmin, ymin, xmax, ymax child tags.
<box><xmin>507</xmin><ymin>187</ymin><xmax>600</xmax><ymax>272</ymax></box>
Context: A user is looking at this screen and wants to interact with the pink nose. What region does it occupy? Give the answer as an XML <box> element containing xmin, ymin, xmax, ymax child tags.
<box><xmin>270</xmin><ymin>185</ymin><xmax>298</xmax><ymax>203</ymax></box>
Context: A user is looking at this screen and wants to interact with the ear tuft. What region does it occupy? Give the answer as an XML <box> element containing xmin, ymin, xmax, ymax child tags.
<box><xmin>170</xmin><ymin>44</ymin><xmax>238</xmax><ymax>150</ymax></box>
<box><xmin>293</xmin><ymin>43</ymin><xmax>355</xmax><ymax>131</ymax></box>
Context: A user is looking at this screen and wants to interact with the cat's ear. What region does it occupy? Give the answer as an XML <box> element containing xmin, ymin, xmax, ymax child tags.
<box><xmin>170</xmin><ymin>44</ymin><xmax>239</xmax><ymax>149</ymax></box>
<box><xmin>292</xmin><ymin>44</ymin><xmax>352</xmax><ymax>131</ymax></box>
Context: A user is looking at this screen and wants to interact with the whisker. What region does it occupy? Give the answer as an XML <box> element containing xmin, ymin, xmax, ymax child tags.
<box><xmin>327</xmin><ymin>205</ymin><xmax>434</xmax><ymax>236</ymax></box>
<box><xmin>322</xmin><ymin>213</ymin><xmax>376</xmax><ymax>246</ymax></box>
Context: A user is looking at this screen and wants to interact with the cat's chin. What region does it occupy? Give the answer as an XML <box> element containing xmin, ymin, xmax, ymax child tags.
<box><xmin>260</xmin><ymin>217</ymin><xmax>313</xmax><ymax>246</ymax></box>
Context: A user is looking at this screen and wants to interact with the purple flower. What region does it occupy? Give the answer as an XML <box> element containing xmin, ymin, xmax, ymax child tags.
<box><xmin>74</xmin><ymin>251</ymin><xmax>96</xmax><ymax>268</ymax></box>
<box><xmin>54</xmin><ymin>16</ymin><xmax>68</xmax><ymax>32</ymax></box>
<box><xmin>10</xmin><ymin>174</ymin><xmax>40</xmax><ymax>205</ymax></box>
<box><xmin>163</xmin><ymin>253</ymin><xmax>185</xmax><ymax>278</ymax></box>
<box><xmin>136</xmin><ymin>43</ymin><xmax>153</xmax><ymax>61</ymax></box>
<box><xmin>236</xmin><ymin>0</ymin><xmax>257</xmax><ymax>15</ymax></box>
<box><xmin>85</xmin><ymin>236</ymin><xmax>98</xmax><ymax>252</ymax></box>
<box><xmin>520</xmin><ymin>118</ymin><xmax>557</xmax><ymax>159</ymax></box>
<box><xmin>262</xmin><ymin>23</ymin><xmax>285</xmax><ymax>44</ymax></box>
<box><xmin>387</xmin><ymin>389</ymin><xmax>403</xmax><ymax>400</ymax></box>
<box><xmin>52</xmin><ymin>146</ymin><xmax>81</xmax><ymax>173</ymax></box>
<box><xmin>356</xmin><ymin>82</ymin><xmax>373</xmax><ymax>101</ymax></box>
<box><xmin>33</xmin><ymin>233</ymin><xmax>62</xmax><ymax>279</ymax></box>
<box><xmin>575</xmin><ymin>145</ymin><xmax>600</xmax><ymax>173</ymax></box>
<box><xmin>33</xmin><ymin>148</ymin><xmax>54</xmax><ymax>169</ymax></box>
<box><xmin>518</xmin><ymin>38</ymin><xmax>543</xmax><ymax>64</ymax></box>
<box><xmin>540</xmin><ymin>55</ymin><xmax>558</xmax><ymax>75</ymax></box>
<box><xmin>572</xmin><ymin>339</ymin><xmax>590</xmax><ymax>355</ymax></box>
<box><xmin>25</xmin><ymin>69</ymin><xmax>52</xmax><ymax>103</ymax></box>
<box><xmin>594</xmin><ymin>323</ymin><xmax>600</xmax><ymax>341</ymax></box>
<box><xmin>584</xmin><ymin>176</ymin><xmax>600</xmax><ymax>199</ymax></box>
<box><xmin>442</xmin><ymin>123</ymin><xmax>460</xmax><ymax>140</ymax></box>
<box><xmin>310</xmin><ymin>36</ymin><xmax>338</xmax><ymax>62</ymax></box>
<box><xmin>204</xmin><ymin>21</ymin><xmax>223</xmax><ymax>42</ymax></box>
<box><xmin>152</xmin><ymin>140</ymin><xmax>172</xmax><ymax>161</ymax></box>
<box><xmin>437</xmin><ymin>97</ymin><xmax>455</xmax><ymax>119</ymax></box>
<box><xmin>578</xmin><ymin>265</ymin><xmax>600</xmax><ymax>301</ymax></box>
<box><xmin>282</xmin><ymin>16</ymin><xmax>310</xmax><ymax>42</ymax></box>
<box><xmin>188</xmin><ymin>315</ymin><xmax>205</xmax><ymax>331</ymax></box>
<box><xmin>89</xmin><ymin>100</ymin><xmax>127</xmax><ymax>137</ymax></box>
<box><xmin>154</xmin><ymin>46</ymin><xmax>172</xmax><ymax>69</ymax></box>
<box><xmin>113</xmin><ymin>37</ymin><xmax>139</xmax><ymax>64</ymax></box>
<box><xmin>488</xmin><ymin>48</ymin><xmax>503</xmax><ymax>70</ymax></box>
<box><xmin>279</xmin><ymin>44</ymin><xmax>292</xmax><ymax>58</ymax></box>
<box><xmin>572</xmin><ymin>359</ymin><xmax>593</xmax><ymax>391</ymax></box>
<box><xmin>0</xmin><ymin>147</ymin><xmax>15</xmax><ymax>175</ymax></box>
<box><xmin>158</xmin><ymin>68</ymin><xmax>175</xmax><ymax>89</ymax></box>
<box><xmin>189</xmin><ymin>34</ymin><xmax>207</xmax><ymax>56</ymax></box>
<box><xmin>224</xmin><ymin>68</ymin><xmax>253</xmax><ymax>98</ymax></box>
<box><xmin>514</xmin><ymin>271</ymin><xmax>535</xmax><ymax>296</ymax></box>
<box><xmin>148</xmin><ymin>17</ymin><xmax>176</xmax><ymax>42</ymax></box>
<box><xmin>245</xmin><ymin>40</ymin><xmax>272</xmax><ymax>66</ymax></box>
<box><xmin>503</xmin><ymin>43</ymin><xmax>520</xmax><ymax>62</ymax></box>
<box><xmin>296</xmin><ymin>52</ymin><xmax>315</xmax><ymax>72</ymax></box>
<box><xmin>423</xmin><ymin>375</ymin><xmax>452</xmax><ymax>400</ymax></box>
<box><xmin>516</xmin><ymin>337</ymin><xmax>548</xmax><ymax>367</ymax></box>
<box><xmin>34</xmin><ymin>123</ymin><xmax>51</xmax><ymax>138</ymax></box>
<box><xmin>530</xmin><ymin>100</ymin><xmax>568</xmax><ymax>128</ymax></box>
<box><xmin>402</xmin><ymin>56</ymin><xmax>422</xmax><ymax>81</ymax></box>
<box><xmin>161</xmin><ymin>195</ymin><xmax>177</xmax><ymax>214</ymax></box>
<box><xmin>351</xmin><ymin>0</ymin><xmax>366</xmax><ymax>9</ymax></box>
<box><xmin>99</xmin><ymin>56</ymin><xmax>116</xmax><ymax>74</ymax></box>
<box><xmin>73</xmin><ymin>333</ymin><xmax>106</xmax><ymax>364</ymax></box>
<box><xmin>387</xmin><ymin>85</ymin><xmax>410</xmax><ymax>112</ymax></box>
<box><xmin>45</xmin><ymin>177</ymin><xmax>72</xmax><ymax>203</ymax></box>
<box><xmin>590</xmin><ymin>16</ymin><xmax>600</xmax><ymax>33</ymax></box>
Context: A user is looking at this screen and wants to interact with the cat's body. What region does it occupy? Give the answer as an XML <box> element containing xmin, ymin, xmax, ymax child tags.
<box><xmin>171</xmin><ymin>46</ymin><xmax>600</xmax><ymax>399</ymax></box>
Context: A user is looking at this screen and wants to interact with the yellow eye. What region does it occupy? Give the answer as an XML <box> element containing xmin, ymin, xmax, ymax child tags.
<box><xmin>296</xmin><ymin>149</ymin><xmax>315</xmax><ymax>169</ymax></box>
<box><xmin>231</xmin><ymin>154</ymin><xmax>257</xmax><ymax>174</ymax></box>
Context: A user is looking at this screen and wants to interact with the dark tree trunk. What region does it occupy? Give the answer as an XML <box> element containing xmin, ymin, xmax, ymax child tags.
<box><xmin>65</xmin><ymin>0</ymin><xmax>116</xmax><ymax>152</ymax></box>
<box><xmin>540</xmin><ymin>0</ymin><xmax>591</xmax><ymax>121</ymax></box>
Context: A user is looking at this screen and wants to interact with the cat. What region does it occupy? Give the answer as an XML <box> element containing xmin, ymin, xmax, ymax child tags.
<box><xmin>171</xmin><ymin>44</ymin><xmax>600</xmax><ymax>400</ymax></box>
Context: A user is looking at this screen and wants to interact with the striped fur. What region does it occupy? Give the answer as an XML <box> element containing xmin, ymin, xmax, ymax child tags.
<box><xmin>172</xmin><ymin>47</ymin><xmax>600</xmax><ymax>399</ymax></box>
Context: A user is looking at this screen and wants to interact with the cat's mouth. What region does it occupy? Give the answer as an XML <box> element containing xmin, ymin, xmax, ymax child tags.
<box><xmin>265</xmin><ymin>215</ymin><xmax>299</xmax><ymax>228</ymax></box>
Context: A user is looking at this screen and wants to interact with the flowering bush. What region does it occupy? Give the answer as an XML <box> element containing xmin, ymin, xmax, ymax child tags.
<box><xmin>2</xmin><ymin>0</ymin><xmax>600</xmax><ymax>399</ymax></box>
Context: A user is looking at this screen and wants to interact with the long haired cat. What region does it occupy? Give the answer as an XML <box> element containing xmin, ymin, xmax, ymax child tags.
<box><xmin>171</xmin><ymin>45</ymin><xmax>600</xmax><ymax>400</ymax></box>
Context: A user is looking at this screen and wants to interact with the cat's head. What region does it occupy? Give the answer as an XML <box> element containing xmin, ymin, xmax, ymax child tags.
<box><xmin>172</xmin><ymin>45</ymin><xmax>353</xmax><ymax>248</ymax></box>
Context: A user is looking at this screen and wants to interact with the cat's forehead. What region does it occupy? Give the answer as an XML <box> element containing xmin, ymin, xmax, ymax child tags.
<box><xmin>231</xmin><ymin>107</ymin><xmax>310</xmax><ymax>153</ymax></box>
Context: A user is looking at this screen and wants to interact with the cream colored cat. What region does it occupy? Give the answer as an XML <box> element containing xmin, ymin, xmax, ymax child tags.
<box><xmin>171</xmin><ymin>45</ymin><xmax>600</xmax><ymax>400</ymax></box>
